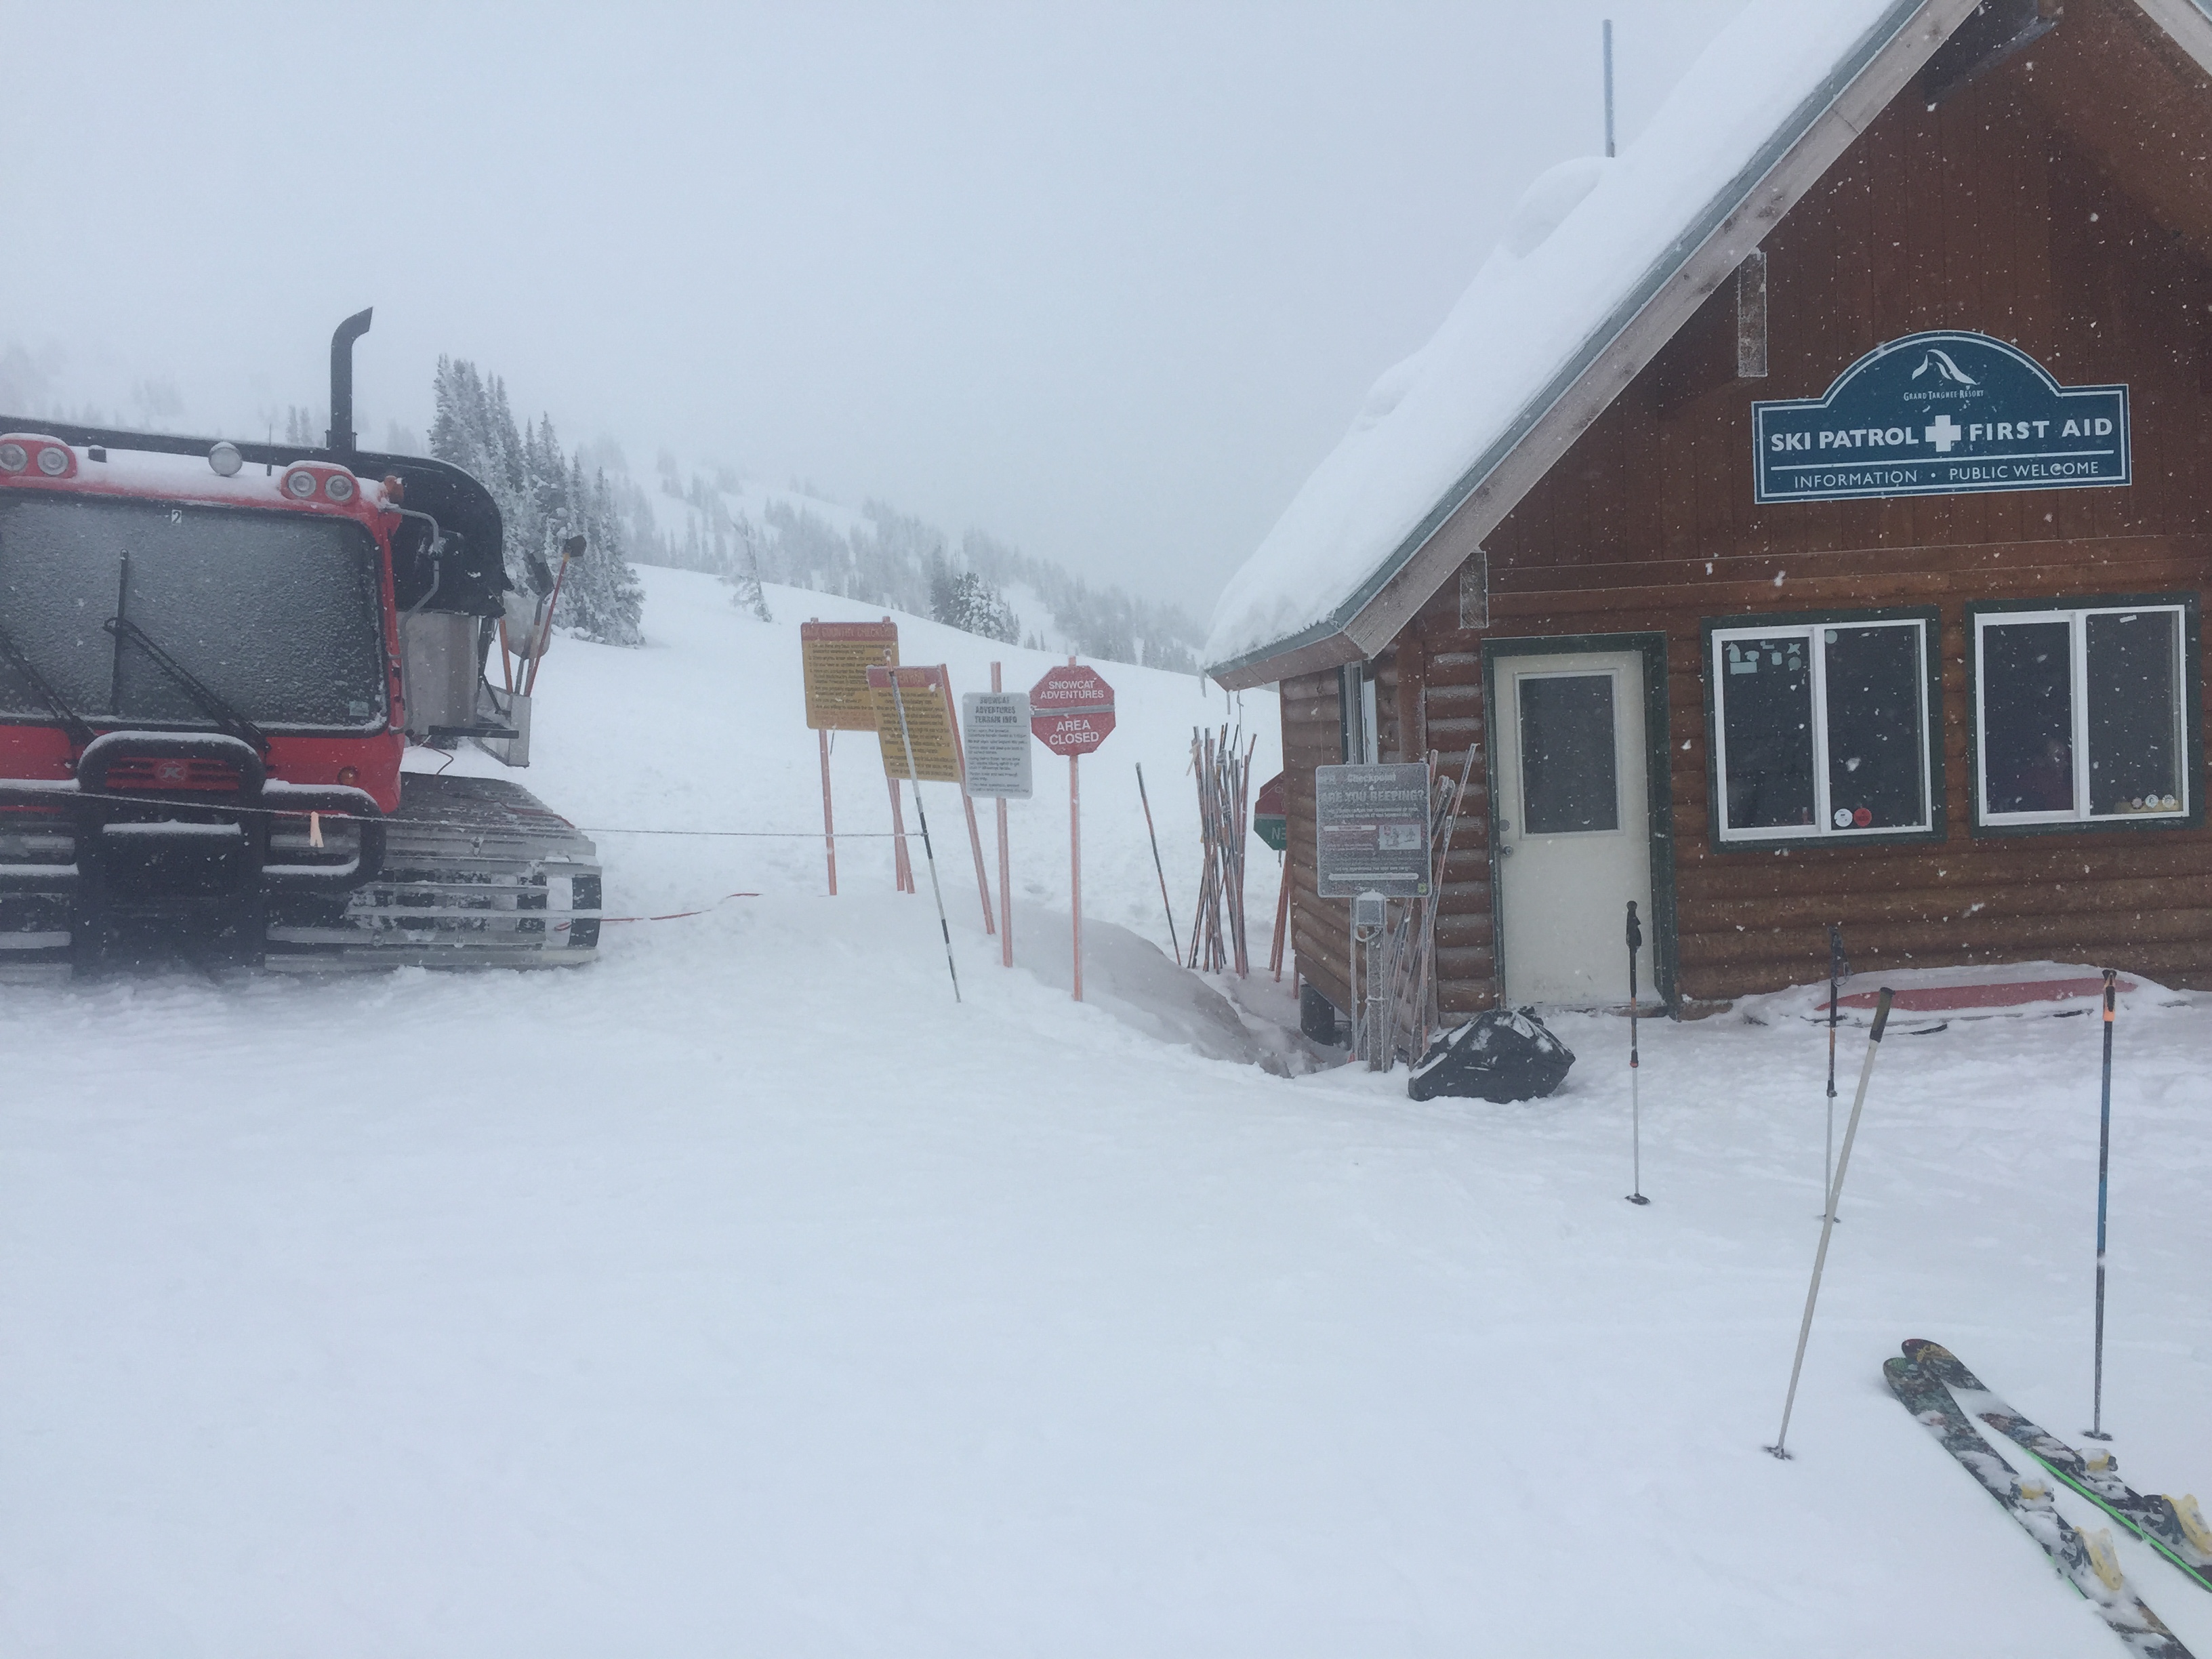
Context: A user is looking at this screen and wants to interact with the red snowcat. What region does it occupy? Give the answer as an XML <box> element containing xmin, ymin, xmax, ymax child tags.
<box><xmin>0</xmin><ymin>310</ymin><xmax>600</xmax><ymax>974</ymax></box>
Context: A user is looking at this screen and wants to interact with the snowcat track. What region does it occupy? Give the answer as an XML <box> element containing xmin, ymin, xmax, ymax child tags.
<box><xmin>262</xmin><ymin>773</ymin><xmax>600</xmax><ymax>970</ymax></box>
<box><xmin>0</xmin><ymin>804</ymin><xmax>77</xmax><ymax>981</ymax></box>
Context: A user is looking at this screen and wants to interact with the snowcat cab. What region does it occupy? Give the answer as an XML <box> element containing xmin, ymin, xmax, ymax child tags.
<box><xmin>0</xmin><ymin>309</ymin><xmax>600</xmax><ymax>975</ymax></box>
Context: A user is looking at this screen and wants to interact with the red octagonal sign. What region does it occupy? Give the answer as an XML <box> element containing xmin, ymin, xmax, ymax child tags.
<box><xmin>1029</xmin><ymin>663</ymin><xmax>1116</xmax><ymax>756</ymax></box>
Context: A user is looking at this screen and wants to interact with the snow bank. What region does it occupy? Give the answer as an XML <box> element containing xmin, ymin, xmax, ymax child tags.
<box><xmin>1739</xmin><ymin>960</ymin><xmax>2189</xmax><ymax>1027</ymax></box>
<box><xmin>1204</xmin><ymin>0</ymin><xmax>1911</xmax><ymax>671</ymax></box>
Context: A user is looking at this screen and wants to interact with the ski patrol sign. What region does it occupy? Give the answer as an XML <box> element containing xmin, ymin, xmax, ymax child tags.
<box><xmin>1753</xmin><ymin>331</ymin><xmax>2128</xmax><ymax>504</ymax></box>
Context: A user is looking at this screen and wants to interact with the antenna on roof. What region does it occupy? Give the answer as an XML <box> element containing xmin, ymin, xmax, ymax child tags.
<box><xmin>1602</xmin><ymin>19</ymin><xmax>1616</xmax><ymax>158</ymax></box>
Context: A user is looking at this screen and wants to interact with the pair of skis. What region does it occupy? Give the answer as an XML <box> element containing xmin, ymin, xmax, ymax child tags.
<box><xmin>1887</xmin><ymin>1340</ymin><xmax>2211</xmax><ymax>1656</ymax></box>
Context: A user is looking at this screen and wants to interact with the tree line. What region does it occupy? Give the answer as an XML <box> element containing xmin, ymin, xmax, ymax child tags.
<box><xmin>428</xmin><ymin>359</ymin><xmax>647</xmax><ymax>648</ymax></box>
<box><xmin>641</xmin><ymin>465</ymin><xmax>1200</xmax><ymax>672</ymax></box>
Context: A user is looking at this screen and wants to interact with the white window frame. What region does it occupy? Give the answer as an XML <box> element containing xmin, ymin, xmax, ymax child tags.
<box><xmin>1710</xmin><ymin>615</ymin><xmax>1936</xmax><ymax>844</ymax></box>
<box><xmin>1971</xmin><ymin>602</ymin><xmax>2192</xmax><ymax>827</ymax></box>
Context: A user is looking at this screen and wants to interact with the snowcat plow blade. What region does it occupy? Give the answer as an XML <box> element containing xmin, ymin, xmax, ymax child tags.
<box><xmin>263</xmin><ymin>773</ymin><xmax>600</xmax><ymax>970</ymax></box>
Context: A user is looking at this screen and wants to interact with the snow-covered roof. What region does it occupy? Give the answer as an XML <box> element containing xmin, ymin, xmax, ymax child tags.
<box><xmin>1205</xmin><ymin>0</ymin><xmax>1957</xmax><ymax>684</ymax></box>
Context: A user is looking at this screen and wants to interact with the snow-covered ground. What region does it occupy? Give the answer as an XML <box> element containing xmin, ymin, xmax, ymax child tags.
<box><xmin>4</xmin><ymin>568</ymin><xmax>2209</xmax><ymax>1656</ymax></box>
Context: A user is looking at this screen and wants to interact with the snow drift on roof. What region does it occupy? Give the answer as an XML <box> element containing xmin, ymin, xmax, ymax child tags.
<box><xmin>1204</xmin><ymin>0</ymin><xmax>1910</xmax><ymax>674</ymax></box>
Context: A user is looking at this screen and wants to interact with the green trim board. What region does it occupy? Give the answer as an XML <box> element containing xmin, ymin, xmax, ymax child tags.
<box><xmin>1961</xmin><ymin>592</ymin><xmax>2205</xmax><ymax>839</ymax></box>
<box><xmin>1698</xmin><ymin>605</ymin><xmax>1947</xmax><ymax>856</ymax></box>
<box><xmin>1481</xmin><ymin>632</ymin><xmax>1678</xmax><ymax>1014</ymax></box>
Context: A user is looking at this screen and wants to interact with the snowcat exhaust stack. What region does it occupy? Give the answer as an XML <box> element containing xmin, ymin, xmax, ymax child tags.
<box><xmin>327</xmin><ymin>307</ymin><xmax>373</xmax><ymax>456</ymax></box>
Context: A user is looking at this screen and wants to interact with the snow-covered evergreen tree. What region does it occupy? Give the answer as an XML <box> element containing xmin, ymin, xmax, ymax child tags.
<box><xmin>929</xmin><ymin>566</ymin><xmax>1019</xmax><ymax>643</ymax></box>
<box><xmin>426</xmin><ymin>358</ymin><xmax>644</xmax><ymax>647</ymax></box>
<box><xmin>726</xmin><ymin>515</ymin><xmax>773</xmax><ymax>621</ymax></box>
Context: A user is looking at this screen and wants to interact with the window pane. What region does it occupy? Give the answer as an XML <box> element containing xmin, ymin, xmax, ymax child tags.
<box><xmin>1824</xmin><ymin>625</ymin><xmax>1925</xmax><ymax>830</ymax></box>
<box><xmin>0</xmin><ymin>497</ymin><xmax>386</xmax><ymax>729</ymax></box>
<box><xmin>2085</xmin><ymin>611</ymin><xmax>2183</xmax><ymax>815</ymax></box>
<box><xmin>1719</xmin><ymin>635</ymin><xmax>1813</xmax><ymax>830</ymax></box>
<box><xmin>0</xmin><ymin>497</ymin><xmax>127</xmax><ymax>716</ymax></box>
<box><xmin>1982</xmin><ymin>621</ymin><xmax>2074</xmax><ymax>814</ymax></box>
<box><xmin>1519</xmin><ymin>673</ymin><xmax>1618</xmax><ymax>834</ymax></box>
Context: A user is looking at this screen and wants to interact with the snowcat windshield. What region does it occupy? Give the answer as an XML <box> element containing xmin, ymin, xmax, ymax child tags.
<box><xmin>0</xmin><ymin>494</ymin><xmax>387</xmax><ymax>732</ymax></box>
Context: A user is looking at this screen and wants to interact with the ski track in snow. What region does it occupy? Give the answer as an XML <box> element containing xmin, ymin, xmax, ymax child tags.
<box><xmin>3</xmin><ymin>569</ymin><xmax>2207</xmax><ymax>1656</ymax></box>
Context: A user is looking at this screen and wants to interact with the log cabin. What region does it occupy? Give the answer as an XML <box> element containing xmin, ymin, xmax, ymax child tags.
<box><xmin>1205</xmin><ymin>0</ymin><xmax>2212</xmax><ymax>1025</ymax></box>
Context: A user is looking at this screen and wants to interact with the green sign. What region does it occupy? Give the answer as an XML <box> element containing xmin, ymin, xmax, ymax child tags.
<box><xmin>1253</xmin><ymin>771</ymin><xmax>1286</xmax><ymax>852</ymax></box>
<box><xmin>1753</xmin><ymin>331</ymin><xmax>2128</xmax><ymax>504</ymax></box>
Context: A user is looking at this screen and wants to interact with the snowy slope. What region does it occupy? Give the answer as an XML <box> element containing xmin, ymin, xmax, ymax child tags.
<box><xmin>3</xmin><ymin>567</ymin><xmax>2210</xmax><ymax>1656</ymax></box>
<box><xmin>474</xmin><ymin>569</ymin><xmax>1275</xmax><ymax>961</ymax></box>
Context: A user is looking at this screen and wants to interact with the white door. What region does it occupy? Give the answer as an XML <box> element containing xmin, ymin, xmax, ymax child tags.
<box><xmin>1494</xmin><ymin>649</ymin><xmax>1654</xmax><ymax>1008</ymax></box>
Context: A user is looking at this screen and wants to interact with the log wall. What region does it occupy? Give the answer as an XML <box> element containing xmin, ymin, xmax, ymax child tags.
<box><xmin>1289</xmin><ymin>0</ymin><xmax>2212</xmax><ymax>1012</ymax></box>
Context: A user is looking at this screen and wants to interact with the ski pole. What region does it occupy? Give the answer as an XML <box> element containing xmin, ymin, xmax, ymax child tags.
<box><xmin>1768</xmin><ymin>986</ymin><xmax>1893</xmax><ymax>1460</ymax></box>
<box><xmin>1134</xmin><ymin>762</ymin><xmax>1180</xmax><ymax>963</ymax></box>
<box><xmin>1626</xmin><ymin>900</ymin><xmax>1648</xmax><ymax>1206</ymax></box>
<box><xmin>2087</xmin><ymin>966</ymin><xmax>2117</xmax><ymax>1441</ymax></box>
<box><xmin>886</xmin><ymin>669</ymin><xmax>960</xmax><ymax>1005</ymax></box>
<box><xmin>1825</xmin><ymin>923</ymin><xmax>1844</xmax><ymax>1223</ymax></box>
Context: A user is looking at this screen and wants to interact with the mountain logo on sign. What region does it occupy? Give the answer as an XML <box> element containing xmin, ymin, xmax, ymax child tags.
<box><xmin>1910</xmin><ymin>349</ymin><xmax>1978</xmax><ymax>386</ymax></box>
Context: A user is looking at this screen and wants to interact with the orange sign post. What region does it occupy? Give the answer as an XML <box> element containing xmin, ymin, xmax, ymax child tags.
<box><xmin>867</xmin><ymin>663</ymin><xmax>969</xmax><ymax>1000</ymax></box>
<box><xmin>801</xmin><ymin>618</ymin><xmax>900</xmax><ymax>895</ymax></box>
<box><xmin>1029</xmin><ymin>658</ymin><xmax>1117</xmax><ymax>1002</ymax></box>
<box><xmin>866</xmin><ymin>664</ymin><xmax>994</xmax><ymax>934</ymax></box>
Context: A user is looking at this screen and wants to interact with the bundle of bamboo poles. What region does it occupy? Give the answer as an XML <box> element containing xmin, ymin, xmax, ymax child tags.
<box><xmin>1185</xmin><ymin>724</ymin><xmax>1256</xmax><ymax>975</ymax></box>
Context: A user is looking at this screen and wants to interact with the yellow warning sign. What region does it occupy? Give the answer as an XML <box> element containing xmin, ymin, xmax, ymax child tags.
<box><xmin>866</xmin><ymin>664</ymin><xmax>962</xmax><ymax>783</ymax></box>
<box><xmin>802</xmin><ymin>620</ymin><xmax>899</xmax><ymax>731</ymax></box>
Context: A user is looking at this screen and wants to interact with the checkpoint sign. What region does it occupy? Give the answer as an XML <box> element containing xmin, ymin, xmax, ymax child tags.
<box><xmin>1315</xmin><ymin>762</ymin><xmax>1432</xmax><ymax>898</ymax></box>
<box><xmin>1029</xmin><ymin>664</ymin><xmax>1116</xmax><ymax>756</ymax></box>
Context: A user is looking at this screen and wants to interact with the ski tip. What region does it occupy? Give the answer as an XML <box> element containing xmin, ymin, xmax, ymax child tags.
<box><xmin>1900</xmin><ymin>1338</ymin><xmax>1983</xmax><ymax>1391</ymax></box>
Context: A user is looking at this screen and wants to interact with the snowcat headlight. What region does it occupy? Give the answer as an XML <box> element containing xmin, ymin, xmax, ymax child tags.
<box><xmin>35</xmin><ymin>445</ymin><xmax>70</xmax><ymax>476</ymax></box>
<box><xmin>0</xmin><ymin>442</ymin><xmax>25</xmax><ymax>474</ymax></box>
<box><xmin>283</xmin><ymin>468</ymin><xmax>319</xmax><ymax>500</ymax></box>
<box><xmin>323</xmin><ymin>472</ymin><xmax>356</xmax><ymax>503</ymax></box>
<box><xmin>208</xmin><ymin>441</ymin><xmax>243</xmax><ymax>478</ymax></box>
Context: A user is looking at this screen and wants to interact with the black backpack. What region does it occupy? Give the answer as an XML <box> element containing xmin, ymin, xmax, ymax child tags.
<box><xmin>1407</xmin><ymin>1008</ymin><xmax>1576</xmax><ymax>1103</ymax></box>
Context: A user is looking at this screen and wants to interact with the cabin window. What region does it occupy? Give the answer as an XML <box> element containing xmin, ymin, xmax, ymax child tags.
<box><xmin>1706</xmin><ymin>613</ymin><xmax>1937</xmax><ymax>844</ymax></box>
<box><xmin>1970</xmin><ymin>600</ymin><xmax>2196</xmax><ymax>830</ymax></box>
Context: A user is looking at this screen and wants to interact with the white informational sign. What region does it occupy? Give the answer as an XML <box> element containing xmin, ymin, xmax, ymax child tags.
<box><xmin>960</xmin><ymin>691</ymin><xmax>1033</xmax><ymax>799</ymax></box>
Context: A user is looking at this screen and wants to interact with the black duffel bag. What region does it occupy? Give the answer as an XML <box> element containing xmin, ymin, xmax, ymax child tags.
<box><xmin>1407</xmin><ymin>1008</ymin><xmax>1576</xmax><ymax>1103</ymax></box>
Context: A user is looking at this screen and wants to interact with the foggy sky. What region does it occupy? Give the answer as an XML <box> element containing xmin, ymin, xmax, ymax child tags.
<box><xmin>2</xmin><ymin>1</ymin><xmax>1745</xmax><ymax>616</ymax></box>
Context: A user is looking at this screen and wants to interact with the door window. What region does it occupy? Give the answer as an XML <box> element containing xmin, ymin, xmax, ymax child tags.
<box><xmin>1517</xmin><ymin>672</ymin><xmax>1618</xmax><ymax>834</ymax></box>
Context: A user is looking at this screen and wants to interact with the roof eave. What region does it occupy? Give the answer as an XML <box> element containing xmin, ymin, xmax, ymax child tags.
<box><xmin>2132</xmin><ymin>0</ymin><xmax>2212</xmax><ymax>72</ymax></box>
<box><xmin>1207</xmin><ymin>0</ymin><xmax>1979</xmax><ymax>690</ymax></box>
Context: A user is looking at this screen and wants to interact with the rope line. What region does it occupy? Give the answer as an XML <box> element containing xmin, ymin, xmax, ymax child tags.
<box><xmin>599</xmin><ymin>891</ymin><xmax>762</xmax><ymax>924</ymax></box>
<box><xmin>0</xmin><ymin>787</ymin><xmax>899</xmax><ymax>840</ymax></box>
<box><xmin>585</xmin><ymin>827</ymin><xmax>898</xmax><ymax>840</ymax></box>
